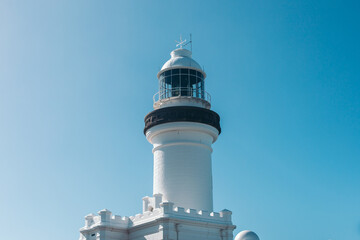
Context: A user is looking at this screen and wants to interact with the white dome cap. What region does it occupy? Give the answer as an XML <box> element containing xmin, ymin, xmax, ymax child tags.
<box><xmin>157</xmin><ymin>48</ymin><xmax>206</xmax><ymax>78</ymax></box>
<box><xmin>235</xmin><ymin>230</ymin><xmax>260</xmax><ymax>240</ymax></box>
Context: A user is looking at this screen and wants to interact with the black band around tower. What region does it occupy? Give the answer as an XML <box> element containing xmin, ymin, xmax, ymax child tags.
<box><xmin>144</xmin><ymin>106</ymin><xmax>221</xmax><ymax>135</ymax></box>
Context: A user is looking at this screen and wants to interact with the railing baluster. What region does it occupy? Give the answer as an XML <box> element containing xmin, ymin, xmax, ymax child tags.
<box><xmin>154</xmin><ymin>87</ymin><xmax>211</xmax><ymax>105</ymax></box>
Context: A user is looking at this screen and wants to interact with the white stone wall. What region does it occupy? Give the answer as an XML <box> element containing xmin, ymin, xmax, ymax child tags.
<box><xmin>79</xmin><ymin>202</ymin><xmax>235</xmax><ymax>240</ymax></box>
<box><xmin>146</xmin><ymin>122</ymin><xmax>219</xmax><ymax>212</ymax></box>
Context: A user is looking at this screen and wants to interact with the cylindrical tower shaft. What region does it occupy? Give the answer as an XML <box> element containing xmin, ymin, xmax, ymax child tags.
<box><xmin>146</xmin><ymin>121</ymin><xmax>219</xmax><ymax>211</ymax></box>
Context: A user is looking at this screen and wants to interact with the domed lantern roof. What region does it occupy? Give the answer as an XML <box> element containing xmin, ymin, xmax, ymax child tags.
<box><xmin>157</xmin><ymin>48</ymin><xmax>206</xmax><ymax>78</ymax></box>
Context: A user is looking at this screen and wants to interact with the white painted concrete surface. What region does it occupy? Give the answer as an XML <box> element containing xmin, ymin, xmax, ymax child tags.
<box><xmin>146</xmin><ymin>122</ymin><xmax>219</xmax><ymax>212</ymax></box>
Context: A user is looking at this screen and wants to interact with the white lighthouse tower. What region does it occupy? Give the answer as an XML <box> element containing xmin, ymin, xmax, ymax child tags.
<box><xmin>79</xmin><ymin>42</ymin><xmax>260</xmax><ymax>240</ymax></box>
<box><xmin>144</xmin><ymin>47</ymin><xmax>219</xmax><ymax>213</ymax></box>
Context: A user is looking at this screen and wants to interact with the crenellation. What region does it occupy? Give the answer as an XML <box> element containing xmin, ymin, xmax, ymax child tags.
<box><xmin>198</xmin><ymin>210</ymin><xmax>209</xmax><ymax>217</ymax></box>
<box><xmin>174</xmin><ymin>206</ymin><xmax>185</xmax><ymax>214</ymax></box>
<box><xmin>142</xmin><ymin>193</ymin><xmax>163</xmax><ymax>213</ymax></box>
<box><xmin>98</xmin><ymin>209</ymin><xmax>112</xmax><ymax>223</ymax></box>
<box><xmin>219</xmin><ymin>209</ymin><xmax>233</xmax><ymax>222</ymax></box>
<box><xmin>85</xmin><ymin>214</ymin><xmax>95</xmax><ymax>227</ymax></box>
<box><xmin>187</xmin><ymin>208</ymin><xmax>197</xmax><ymax>214</ymax></box>
<box><xmin>160</xmin><ymin>201</ymin><xmax>174</xmax><ymax>214</ymax></box>
<box><xmin>211</xmin><ymin>212</ymin><xmax>220</xmax><ymax>218</ymax></box>
<box><xmin>82</xmin><ymin>199</ymin><xmax>232</xmax><ymax>232</ymax></box>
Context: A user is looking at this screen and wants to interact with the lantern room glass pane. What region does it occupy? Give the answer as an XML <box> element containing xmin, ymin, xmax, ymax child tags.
<box><xmin>172</xmin><ymin>75</ymin><xmax>180</xmax><ymax>96</ymax></box>
<box><xmin>180</xmin><ymin>74</ymin><xmax>189</xmax><ymax>96</ymax></box>
<box><xmin>158</xmin><ymin>68</ymin><xmax>206</xmax><ymax>100</ymax></box>
<box><xmin>181</xmin><ymin>69</ymin><xmax>188</xmax><ymax>74</ymax></box>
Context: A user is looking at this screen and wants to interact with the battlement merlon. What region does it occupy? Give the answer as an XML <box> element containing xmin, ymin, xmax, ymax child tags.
<box><xmin>142</xmin><ymin>193</ymin><xmax>162</xmax><ymax>212</ymax></box>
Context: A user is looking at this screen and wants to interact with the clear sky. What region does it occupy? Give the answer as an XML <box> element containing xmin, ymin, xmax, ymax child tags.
<box><xmin>1</xmin><ymin>1</ymin><xmax>359</xmax><ymax>239</ymax></box>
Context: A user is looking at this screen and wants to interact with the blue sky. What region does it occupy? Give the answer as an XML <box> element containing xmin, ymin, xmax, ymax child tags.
<box><xmin>0</xmin><ymin>1</ymin><xmax>359</xmax><ymax>239</ymax></box>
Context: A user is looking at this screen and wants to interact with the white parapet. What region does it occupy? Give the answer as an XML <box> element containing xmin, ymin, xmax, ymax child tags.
<box><xmin>79</xmin><ymin>199</ymin><xmax>235</xmax><ymax>240</ymax></box>
<box><xmin>145</xmin><ymin>121</ymin><xmax>219</xmax><ymax>212</ymax></box>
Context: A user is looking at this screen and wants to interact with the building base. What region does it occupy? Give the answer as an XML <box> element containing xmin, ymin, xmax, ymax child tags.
<box><xmin>79</xmin><ymin>196</ymin><xmax>235</xmax><ymax>240</ymax></box>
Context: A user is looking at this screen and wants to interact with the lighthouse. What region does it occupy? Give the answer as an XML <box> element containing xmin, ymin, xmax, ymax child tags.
<box><xmin>144</xmin><ymin>47</ymin><xmax>220</xmax><ymax>212</ymax></box>
<box><xmin>79</xmin><ymin>42</ymin><xmax>260</xmax><ymax>240</ymax></box>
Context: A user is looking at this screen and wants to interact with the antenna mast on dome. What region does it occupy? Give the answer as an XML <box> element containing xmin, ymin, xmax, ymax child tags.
<box><xmin>175</xmin><ymin>34</ymin><xmax>193</xmax><ymax>51</ymax></box>
<box><xmin>175</xmin><ymin>35</ymin><xmax>186</xmax><ymax>49</ymax></box>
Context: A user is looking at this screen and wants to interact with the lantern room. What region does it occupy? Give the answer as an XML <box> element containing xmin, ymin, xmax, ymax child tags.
<box><xmin>158</xmin><ymin>68</ymin><xmax>204</xmax><ymax>99</ymax></box>
<box><xmin>154</xmin><ymin>48</ymin><xmax>211</xmax><ymax>109</ymax></box>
